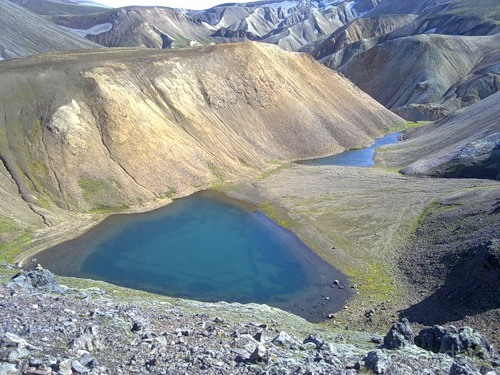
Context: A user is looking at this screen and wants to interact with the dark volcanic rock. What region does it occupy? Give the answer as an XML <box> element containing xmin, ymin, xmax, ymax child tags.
<box><xmin>450</xmin><ymin>362</ymin><xmax>481</xmax><ymax>375</ymax></box>
<box><xmin>363</xmin><ymin>350</ymin><xmax>391</xmax><ymax>374</ymax></box>
<box><xmin>384</xmin><ymin>318</ymin><xmax>414</xmax><ymax>349</ymax></box>
<box><xmin>416</xmin><ymin>325</ymin><xmax>494</xmax><ymax>359</ymax></box>
<box><xmin>0</xmin><ymin>263</ymin><xmax>493</xmax><ymax>374</ymax></box>
<box><xmin>8</xmin><ymin>269</ymin><xmax>63</xmax><ymax>293</ymax></box>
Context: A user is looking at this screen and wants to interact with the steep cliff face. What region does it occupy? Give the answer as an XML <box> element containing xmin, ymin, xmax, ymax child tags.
<box><xmin>0</xmin><ymin>42</ymin><xmax>403</xmax><ymax>218</ymax></box>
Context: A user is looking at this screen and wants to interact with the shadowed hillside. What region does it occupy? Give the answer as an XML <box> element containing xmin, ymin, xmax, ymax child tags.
<box><xmin>376</xmin><ymin>92</ymin><xmax>500</xmax><ymax>180</ymax></box>
<box><xmin>0</xmin><ymin>0</ymin><xmax>101</xmax><ymax>59</ymax></box>
<box><xmin>310</xmin><ymin>0</ymin><xmax>500</xmax><ymax>119</ymax></box>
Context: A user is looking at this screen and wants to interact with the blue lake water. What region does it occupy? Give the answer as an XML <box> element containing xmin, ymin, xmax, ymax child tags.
<box><xmin>36</xmin><ymin>192</ymin><xmax>351</xmax><ymax>322</ymax></box>
<box><xmin>299</xmin><ymin>131</ymin><xmax>402</xmax><ymax>166</ymax></box>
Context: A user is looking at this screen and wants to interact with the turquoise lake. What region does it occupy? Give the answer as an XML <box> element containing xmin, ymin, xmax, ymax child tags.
<box><xmin>299</xmin><ymin>131</ymin><xmax>402</xmax><ymax>166</ymax></box>
<box><xmin>36</xmin><ymin>192</ymin><xmax>351</xmax><ymax>322</ymax></box>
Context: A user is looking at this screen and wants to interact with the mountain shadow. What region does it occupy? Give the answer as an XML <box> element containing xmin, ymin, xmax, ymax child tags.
<box><xmin>400</xmin><ymin>239</ymin><xmax>500</xmax><ymax>325</ymax></box>
<box><xmin>397</xmin><ymin>188</ymin><xmax>500</xmax><ymax>326</ymax></box>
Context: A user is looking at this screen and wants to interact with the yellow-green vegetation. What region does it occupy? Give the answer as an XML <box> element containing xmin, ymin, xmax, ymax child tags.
<box><xmin>0</xmin><ymin>231</ymin><xmax>32</xmax><ymax>262</ymax></box>
<box><xmin>208</xmin><ymin>163</ymin><xmax>227</xmax><ymax>190</ymax></box>
<box><xmin>88</xmin><ymin>205</ymin><xmax>129</xmax><ymax>215</ymax></box>
<box><xmin>164</xmin><ymin>187</ymin><xmax>177</xmax><ymax>199</ymax></box>
<box><xmin>78</xmin><ymin>177</ymin><xmax>113</xmax><ymax>197</ymax></box>
<box><xmin>0</xmin><ymin>217</ymin><xmax>17</xmax><ymax>234</ymax></box>
<box><xmin>261</xmin><ymin>201</ymin><xmax>291</xmax><ymax>229</ymax></box>
<box><xmin>78</xmin><ymin>177</ymin><xmax>124</xmax><ymax>211</ymax></box>
<box><xmin>419</xmin><ymin>201</ymin><xmax>462</xmax><ymax>223</ymax></box>
<box><xmin>0</xmin><ymin>217</ymin><xmax>33</xmax><ymax>262</ymax></box>
<box><xmin>31</xmin><ymin>119</ymin><xmax>42</xmax><ymax>141</ymax></box>
<box><xmin>396</xmin><ymin>120</ymin><xmax>432</xmax><ymax>131</ymax></box>
<box><xmin>306</xmin><ymin>207</ymin><xmax>405</xmax><ymax>304</ymax></box>
<box><xmin>343</xmin><ymin>262</ymin><xmax>401</xmax><ymax>303</ymax></box>
<box><xmin>259</xmin><ymin>162</ymin><xmax>289</xmax><ymax>180</ymax></box>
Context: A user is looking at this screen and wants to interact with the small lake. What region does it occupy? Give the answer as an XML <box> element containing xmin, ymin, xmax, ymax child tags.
<box><xmin>36</xmin><ymin>192</ymin><xmax>351</xmax><ymax>322</ymax></box>
<box><xmin>298</xmin><ymin>131</ymin><xmax>402</xmax><ymax>166</ymax></box>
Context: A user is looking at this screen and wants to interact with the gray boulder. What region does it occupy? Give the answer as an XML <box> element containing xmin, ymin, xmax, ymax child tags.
<box><xmin>384</xmin><ymin>318</ymin><xmax>415</xmax><ymax>349</ymax></box>
<box><xmin>272</xmin><ymin>331</ymin><xmax>299</xmax><ymax>349</ymax></box>
<box><xmin>0</xmin><ymin>363</ymin><xmax>18</xmax><ymax>375</ymax></box>
<box><xmin>8</xmin><ymin>269</ymin><xmax>63</xmax><ymax>293</ymax></box>
<box><xmin>249</xmin><ymin>345</ymin><xmax>266</xmax><ymax>362</ymax></box>
<box><xmin>449</xmin><ymin>362</ymin><xmax>481</xmax><ymax>375</ymax></box>
<box><xmin>303</xmin><ymin>334</ymin><xmax>325</xmax><ymax>350</ymax></box>
<box><xmin>416</xmin><ymin>326</ymin><xmax>493</xmax><ymax>358</ymax></box>
<box><xmin>364</xmin><ymin>350</ymin><xmax>391</xmax><ymax>374</ymax></box>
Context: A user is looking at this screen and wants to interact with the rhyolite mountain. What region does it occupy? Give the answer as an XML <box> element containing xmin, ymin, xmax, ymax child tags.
<box><xmin>9</xmin><ymin>0</ymin><xmax>107</xmax><ymax>15</ymax></box>
<box><xmin>308</xmin><ymin>0</ymin><xmax>500</xmax><ymax>120</ymax></box>
<box><xmin>46</xmin><ymin>0</ymin><xmax>372</xmax><ymax>50</ymax></box>
<box><xmin>0</xmin><ymin>42</ymin><xmax>403</xmax><ymax>246</ymax></box>
<box><xmin>13</xmin><ymin>0</ymin><xmax>499</xmax><ymax>121</ymax></box>
<box><xmin>19</xmin><ymin>0</ymin><xmax>382</xmax><ymax>51</ymax></box>
<box><xmin>0</xmin><ymin>0</ymin><xmax>101</xmax><ymax>59</ymax></box>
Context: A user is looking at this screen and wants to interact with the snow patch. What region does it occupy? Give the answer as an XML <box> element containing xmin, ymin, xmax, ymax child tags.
<box><xmin>345</xmin><ymin>1</ymin><xmax>358</xmax><ymax>18</ymax></box>
<box><xmin>265</xmin><ymin>1</ymin><xmax>300</xmax><ymax>12</ymax></box>
<box><xmin>60</xmin><ymin>23</ymin><xmax>113</xmax><ymax>38</ymax></box>
<box><xmin>0</xmin><ymin>57</ymin><xmax>4</xmax><ymax>61</ymax></box>
<box><xmin>425</xmin><ymin>28</ymin><xmax>438</xmax><ymax>34</ymax></box>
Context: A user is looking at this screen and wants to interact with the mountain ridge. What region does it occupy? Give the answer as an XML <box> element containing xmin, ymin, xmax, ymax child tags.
<box><xmin>0</xmin><ymin>0</ymin><xmax>102</xmax><ymax>59</ymax></box>
<box><xmin>0</xmin><ymin>42</ymin><xmax>403</xmax><ymax>258</ymax></box>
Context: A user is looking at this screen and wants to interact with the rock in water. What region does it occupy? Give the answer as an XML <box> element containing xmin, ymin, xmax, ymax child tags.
<box><xmin>383</xmin><ymin>318</ymin><xmax>414</xmax><ymax>349</ymax></box>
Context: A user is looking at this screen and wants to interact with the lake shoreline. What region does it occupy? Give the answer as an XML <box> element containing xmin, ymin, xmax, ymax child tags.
<box><xmin>32</xmin><ymin>190</ymin><xmax>352</xmax><ymax>323</ymax></box>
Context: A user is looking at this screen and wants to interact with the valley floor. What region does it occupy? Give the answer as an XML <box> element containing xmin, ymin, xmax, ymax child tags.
<box><xmin>8</xmin><ymin>154</ymin><xmax>500</xmax><ymax>349</ymax></box>
<box><xmin>230</xmin><ymin>164</ymin><xmax>500</xmax><ymax>346</ymax></box>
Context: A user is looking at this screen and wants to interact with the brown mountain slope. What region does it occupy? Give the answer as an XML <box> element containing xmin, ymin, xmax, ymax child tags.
<box><xmin>375</xmin><ymin>92</ymin><xmax>500</xmax><ymax>180</ymax></box>
<box><xmin>336</xmin><ymin>34</ymin><xmax>499</xmax><ymax>120</ymax></box>
<box><xmin>308</xmin><ymin>0</ymin><xmax>500</xmax><ymax>120</ymax></box>
<box><xmin>309</xmin><ymin>14</ymin><xmax>418</xmax><ymax>61</ymax></box>
<box><xmin>0</xmin><ymin>0</ymin><xmax>101</xmax><ymax>59</ymax></box>
<box><xmin>0</xmin><ymin>42</ymin><xmax>403</xmax><ymax>222</ymax></box>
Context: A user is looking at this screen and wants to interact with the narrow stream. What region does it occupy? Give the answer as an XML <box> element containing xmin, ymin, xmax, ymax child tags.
<box><xmin>298</xmin><ymin>131</ymin><xmax>402</xmax><ymax>166</ymax></box>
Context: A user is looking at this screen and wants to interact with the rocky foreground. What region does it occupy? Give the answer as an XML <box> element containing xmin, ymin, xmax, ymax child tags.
<box><xmin>0</xmin><ymin>267</ymin><xmax>498</xmax><ymax>375</ymax></box>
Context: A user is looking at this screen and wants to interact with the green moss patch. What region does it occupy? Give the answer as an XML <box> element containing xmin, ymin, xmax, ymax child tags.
<box><xmin>78</xmin><ymin>177</ymin><xmax>125</xmax><ymax>211</ymax></box>
<box><xmin>208</xmin><ymin>163</ymin><xmax>227</xmax><ymax>190</ymax></box>
<box><xmin>0</xmin><ymin>231</ymin><xmax>33</xmax><ymax>263</ymax></box>
<box><xmin>261</xmin><ymin>201</ymin><xmax>291</xmax><ymax>229</ymax></box>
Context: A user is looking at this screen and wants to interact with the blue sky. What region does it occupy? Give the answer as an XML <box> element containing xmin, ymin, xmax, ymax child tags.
<box><xmin>95</xmin><ymin>0</ymin><xmax>250</xmax><ymax>10</ymax></box>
